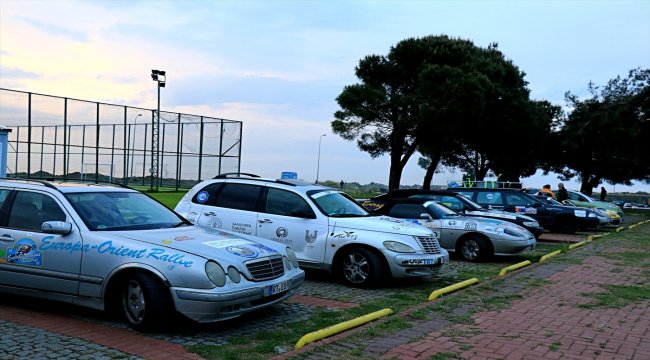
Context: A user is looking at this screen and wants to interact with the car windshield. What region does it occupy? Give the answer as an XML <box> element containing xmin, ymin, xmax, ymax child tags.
<box><xmin>424</xmin><ymin>201</ymin><xmax>460</xmax><ymax>218</ymax></box>
<box><xmin>307</xmin><ymin>190</ymin><xmax>369</xmax><ymax>217</ymax></box>
<box><xmin>66</xmin><ymin>191</ymin><xmax>188</xmax><ymax>231</ymax></box>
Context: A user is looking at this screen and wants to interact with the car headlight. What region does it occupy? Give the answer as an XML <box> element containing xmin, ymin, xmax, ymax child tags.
<box><xmin>286</xmin><ymin>247</ymin><xmax>299</xmax><ymax>268</ymax></box>
<box><xmin>587</xmin><ymin>211</ymin><xmax>597</xmax><ymax>218</ymax></box>
<box><xmin>206</xmin><ymin>261</ymin><xmax>227</xmax><ymax>287</ymax></box>
<box><xmin>523</xmin><ymin>221</ymin><xmax>539</xmax><ymax>227</ymax></box>
<box><xmin>504</xmin><ymin>228</ymin><xmax>525</xmax><ymax>238</ymax></box>
<box><xmin>384</xmin><ymin>241</ymin><xmax>416</xmax><ymax>253</ymax></box>
<box><xmin>227</xmin><ymin>266</ymin><xmax>241</xmax><ymax>283</ymax></box>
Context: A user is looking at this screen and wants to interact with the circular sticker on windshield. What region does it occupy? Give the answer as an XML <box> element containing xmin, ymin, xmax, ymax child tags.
<box><xmin>196</xmin><ymin>191</ymin><xmax>209</xmax><ymax>203</ymax></box>
<box><xmin>486</xmin><ymin>194</ymin><xmax>494</xmax><ymax>200</ymax></box>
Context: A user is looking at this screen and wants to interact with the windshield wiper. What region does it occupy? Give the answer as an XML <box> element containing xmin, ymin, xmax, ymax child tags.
<box><xmin>173</xmin><ymin>220</ymin><xmax>193</xmax><ymax>227</ymax></box>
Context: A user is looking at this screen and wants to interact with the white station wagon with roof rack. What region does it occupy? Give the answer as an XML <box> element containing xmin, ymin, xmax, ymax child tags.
<box><xmin>175</xmin><ymin>173</ymin><xmax>449</xmax><ymax>288</ymax></box>
<box><xmin>0</xmin><ymin>178</ymin><xmax>304</xmax><ymax>330</ymax></box>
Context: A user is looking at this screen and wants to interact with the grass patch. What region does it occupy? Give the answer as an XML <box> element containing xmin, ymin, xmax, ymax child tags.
<box><xmin>599</xmin><ymin>251</ymin><xmax>649</xmax><ymax>267</ymax></box>
<box><xmin>549</xmin><ymin>341</ymin><xmax>562</xmax><ymax>351</ymax></box>
<box><xmin>429</xmin><ymin>352</ymin><xmax>463</xmax><ymax>359</ymax></box>
<box><xmin>147</xmin><ymin>191</ymin><xmax>185</xmax><ymax>209</ymax></box>
<box><xmin>579</xmin><ymin>284</ymin><xmax>650</xmax><ymax>309</ymax></box>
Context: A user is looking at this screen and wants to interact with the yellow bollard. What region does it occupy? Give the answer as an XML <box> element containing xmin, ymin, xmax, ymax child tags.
<box><xmin>615</xmin><ymin>227</ymin><xmax>625</xmax><ymax>232</ymax></box>
<box><xmin>294</xmin><ymin>308</ymin><xmax>393</xmax><ymax>349</ymax></box>
<box><xmin>427</xmin><ymin>278</ymin><xmax>479</xmax><ymax>301</ymax></box>
<box><xmin>498</xmin><ymin>260</ymin><xmax>532</xmax><ymax>277</ymax></box>
<box><xmin>569</xmin><ymin>241</ymin><xmax>587</xmax><ymax>249</ymax></box>
<box><xmin>539</xmin><ymin>250</ymin><xmax>562</xmax><ymax>262</ymax></box>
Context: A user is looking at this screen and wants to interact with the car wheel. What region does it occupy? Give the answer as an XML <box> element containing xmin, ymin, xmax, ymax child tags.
<box><xmin>458</xmin><ymin>236</ymin><xmax>489</xmax><ymax>262</ymax></box>
<box><xmin>121</xmin><ymin>272</ymin><xmax>171</xmax><ymax>331</ymax></box>
<box><xmin>339</xmin><ymin>247</ymin><xmax>383</xmax><ymax>288</ymax></box>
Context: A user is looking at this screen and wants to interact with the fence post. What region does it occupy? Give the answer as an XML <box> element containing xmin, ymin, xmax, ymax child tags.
<box><xmin>0</xmin><ymin>126</ymin><xmax>12</xmax><ymax>177</ymax></box>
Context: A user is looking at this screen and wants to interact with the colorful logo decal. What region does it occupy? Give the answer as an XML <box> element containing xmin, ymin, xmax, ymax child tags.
<box><xmin>226</xmin><ymin>246</ymin><xmax>259</xmax><ymax>258</ymax></box>
<box><xmin>208</xmin><ymin>217</ymin><xmax>223</xmax><ymax>229</ymax></box>
<box><xmin>161</xmin><ymin>239</ymin><xmax>173</xmax><ymax>245</ymax></box>
<box><xmin>515</xmin><ymin>206</ymin><xmax>525</xmax><ymax>213</ymax></box>
<box><xmin>465</xmin><ymin>222</ymin><xmax>478</xmax><ymax>230</ymax></box>
<box><xmin>196</xmin><ymin>191</ymin><xmax>209</xmax><ymax>203</ymax></box>
<box><xmin>174</xmin><ymin>236</ymin><xmax>194</xmax><ymax>241</ymax></box>
<box><xmin>7</xmin><ymin>238</ymin><xmax>43</xmax><ymax>266</ymax></box>
<box><xmin>276</xmin><ymin>227</ymin><xmax>288</xmax><ymax>237</ymax></box>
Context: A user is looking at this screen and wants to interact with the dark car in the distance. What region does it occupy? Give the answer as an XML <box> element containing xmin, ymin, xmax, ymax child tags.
<box><xmin>361</xmin><ymin>189</ymin><xmax>544</xmax><ymax>238</ymax></box>
<box><xmin>446</xmin><ymin>188</ymin><xmax>601</xmax><ymax>233</ymax></box>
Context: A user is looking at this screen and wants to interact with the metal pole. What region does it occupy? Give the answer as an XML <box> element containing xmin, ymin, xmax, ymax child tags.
<box><xmin>81</xmin><ymin>125</ymin><xmax>86</xmax><ymax>180</ymax></box>
<box><xmin>142</xmin><ymin>123</ymin><xmax>148</xmax><ymax>186</ymax></box>
<box><xmin>218</xmin><ymin>119</ymin><xmax>224</xmax><ymax>175</ymax></box>
<box><xmin>198</xmin><ymin>116</ymin><xmax>204</xmax><ymax>181</ymax></box>
<box><xmin>27</xmin><ymin>93</ymin><xmax>31</xmax><ymax>176</ymax></box>
<box><xmin>237</xmin><ymin>122</ymin><xmax>242</xmax><ymax>175</ymax></box>
<box><xmin>63</xmin><ymin>98</ymin><xmax>68</xmax><ymax>180</ymax></box>
<box><xmin>110</xmin><ymin>124</ymin><xmax>116</xmax><ymax>182</ymax></box>
<box><xmin>178</xmin><ymin>124</ymin><xmax>184</xmax><ymax>189</ymax></box>
<box><xmin>130</xmin><ymin>114</ymin><xmax>141</xmax><ymax>180</ymax></box>
<box><xmin>39</xmin><ymin>126</ymin><xmax>45</xmax><ymax>178</ymax></box>
<box><xmin>95</xmin><ymin>102</ymin><xmax>100</xmax><ymax>183</ymax></box>
<box><xmin>175</xmin><ymin>114</ymin><xmax>181</xmax><ymax>191</ymax></box>
<box><xmin>53</xmin><ymin>126</ymin><xmax>58</xmax><ymax>177</ymax></box>
<box><xmin>151</xmin><ymin>85</ymin><xmax>160</xmax><ymax>191</ymax></box>
<box><xmin>159</xmin><ymin>122</ymin><xmax>165</xmax><ymax>188</ymax></box>
<box><xmin>123</xmin><ymin>107</ymin><xmax>127</xmax><ymax>184</ymax></box>
<box><xmin>316</xmin><ymin>134</ymin><xmax>326</xmax><ymax>184</ymax></box>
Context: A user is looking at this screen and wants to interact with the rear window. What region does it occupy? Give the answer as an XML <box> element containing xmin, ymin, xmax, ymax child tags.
<box><xmin>476</xmin><ymin>192</ymin><xmax>503</xmax><ymax>205</ymax></box>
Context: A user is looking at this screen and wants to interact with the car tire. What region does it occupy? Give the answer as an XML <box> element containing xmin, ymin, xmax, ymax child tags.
<box><xmin>338</xmin><ymin>247</ymin><xmax>383</xmax><ymax>288</ymax></box>
<box><xmin>121</xmin><ymin>272</ymin><xmax>172</xmax><ymax>331</ymax></box>
<box><xmin>458</xmin><ymin>236</ymin><xmax>489</xmax><ymax>262</ymax></box>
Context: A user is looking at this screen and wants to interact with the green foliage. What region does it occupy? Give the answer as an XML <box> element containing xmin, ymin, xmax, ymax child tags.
<box><xmin>550</xmin><ymin>68</ymin><xmax>650</xmax><ymax>195</ymax></box>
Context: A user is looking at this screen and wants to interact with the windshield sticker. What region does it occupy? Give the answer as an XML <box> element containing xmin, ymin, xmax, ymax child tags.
<box><xmin>311</xmin><ymin>190</ymin><xmax>338</xmax><ymax>199</ymax></box>
<box><xmin>7</xmin><ymin>238</ymin><xmax>42</xmax><ymax>266</ymax></box>
<box><xmin>525</xmin><ymin>208</ymin><xmax>537</xmax><ymax>215</ymax></box>
<box><xmin>331</xmin><ymin>231</ymin><xmax>358</xmax><ymax>240</ymax></box>
<box><xmin>226</xmin><ymin>246</ymin><xmax>259</xmax><ymax>258</ymax></box>
<box><xmin>514</xmin><ymin>206</ymin><xmax>525</xmax><ymax>213</ymax></box>
<box><xmin>232</xmin><ymin>222</ymin><xmax>252</xmax><ymax>235</ymax></box>
<box><xmin>196</xmin><ymin>191</ymin><xmax>209</xmax><ymax>203</ymax></box>
<box><xmin>39</xmin><ymin>237</ymin><xmax>193</xmax><ymax>267</ymax></box>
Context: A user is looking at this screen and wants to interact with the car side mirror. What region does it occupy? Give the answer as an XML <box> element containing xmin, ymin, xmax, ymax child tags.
<box><xmin>42</xmin><ymin>221</ymin><xmax>72</xmax><ymax>235</ymax></box>
<box><xmin>419</xmin><ymin>213</ymin><xmax>433</xmax><ymax>221</ymax></box>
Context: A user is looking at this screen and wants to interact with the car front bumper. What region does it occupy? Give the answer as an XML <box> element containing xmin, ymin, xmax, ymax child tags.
<box><xmin>171</xmin><ymin>271</ymin><xmax>305</xmax><ymax>323</ymax></box>
<box><xmin>493</xmin><ymin>236</ymin><xmax>537</xmax><ymax>256</ymax></box>
<box><xmin>388</xmin><ymin>251</ymin><xmax>450</xmax><ymax>277</ymax></box>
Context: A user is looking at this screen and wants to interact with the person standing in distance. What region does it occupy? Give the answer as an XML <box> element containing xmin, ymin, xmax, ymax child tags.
<box><xmin>600</xmin><ymin>187</ymin><xmax>607</xmax><ymax>201</ymax></box>
<box><xmin>538</xmin><ymin>184</ymin><xmax>556</xmax><ymax>199</ymax></box>
<box><xmin>557</xmin><ymin>182</ymin><xmax>568</xmax><ymax>202</ymax></box>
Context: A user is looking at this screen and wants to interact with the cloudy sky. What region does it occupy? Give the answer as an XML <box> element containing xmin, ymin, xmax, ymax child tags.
<box><xmin>1</xmin><ymin>0</ymin><xmax>649</xmax><ymax>192</ymax></box>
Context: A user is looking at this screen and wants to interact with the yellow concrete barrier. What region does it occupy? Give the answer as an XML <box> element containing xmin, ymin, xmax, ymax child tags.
<box><xmin>615</xmin><ymin>227</ymin><xmax>625</xmax><ymax>232</ymax></box>
<box><xmin>498</xmin><ymin>260</ymin><xmax>532</xmax><ymax>277</ymax></box>
<box><xmin>569</xmin><ymin>241</ymin><xmax>587</xmax><ymax>249</ymax></box>
<box><xmin>629</xmin><ymin>224</ymin><xmax>638</xmax><ymax>229</ymax></box>
<box><xmin>539</xmin><ymin>250</ymin><xmax>562</xmax><ymax>262</ymax></box>
<box><xmin>427</xmin><ymin>278</ymin><xmax>479</xmax><ymax>301</ymax></box>
<box><xmin>294</xmin><ymin>308</ymin><xmax>393</xmax><ymax>349</ymax></box>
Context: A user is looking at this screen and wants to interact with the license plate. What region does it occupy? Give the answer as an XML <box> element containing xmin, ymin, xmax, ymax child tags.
<box><xmin>265</xmin><ymin>281</ymin><xmax>289</xmax><ymax>296</ymax></box>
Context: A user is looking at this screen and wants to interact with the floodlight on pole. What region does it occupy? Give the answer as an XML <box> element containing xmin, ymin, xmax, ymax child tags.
<box><xmin>150</xmin><ymin>69</ymin><xmax>166</xmax><ymax>191</ymax></box>
<box><xmin>316</xmin><ymin>134</ymin><xmax>326</xmax><ymax>184</ymax></box>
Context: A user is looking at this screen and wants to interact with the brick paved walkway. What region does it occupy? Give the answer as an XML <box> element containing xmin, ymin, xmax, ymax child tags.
<box><xmin>284</xmin><ymin>223</ymin><xmax>650</xmax><ymax>360</ymax></box>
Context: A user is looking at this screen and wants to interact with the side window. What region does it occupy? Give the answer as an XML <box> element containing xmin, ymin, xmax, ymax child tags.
<box><xmin>214</xmin><ymin>183</ymin><xmax>262</xmax><ymax>211</ymax></box>
<box><xmin>0</xmin><ymin>189</ymin><xmax>10</xmax><ymax>210</ymax></box>
<box><xmin>8</xmin><ymin>191</ymin><xmax>66</xmax><ymax>231</ymax></box>
<box><xmin>567</xmin><ymin>192</ymin><xmax>580</xmax><ymax>201</ymax></box>
<box><xmin>505</xmin><ymin>193</ymin><xmax>529</xmax><ymax>206</ymax></box>
<box><xmin>388</xmin><ymin>204</ymin><xmax>426</xmax><ymax>219</ymax></box>
<box><xmin>476</xmin><ymin>191</ymin><xmax>503</xmax><ymax>205</ymax></box>
<box><xmin>264</xmin><ymin>188</ymin><xmax>314</xmax><ymax>218</ymax></box>
<box><xmin>192</xmin><ymin>183</ymin><xmax>223</xmax><ymax>205</ymax></box>
<box><xmin>438</xmin><ymin>196</ymin><xmax>465</xmax><ymax>211</ymax></box>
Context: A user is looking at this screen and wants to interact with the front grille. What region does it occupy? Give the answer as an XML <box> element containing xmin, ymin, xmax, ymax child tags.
<box><xmin>245</xmin><ymin>255</ymin><xmax>285</xmax><ymax>281</ymax></box>
<box><xmin>417</xmin><ymin>236</ymin><xmax>442</xmax><ymax>254</ymax></box>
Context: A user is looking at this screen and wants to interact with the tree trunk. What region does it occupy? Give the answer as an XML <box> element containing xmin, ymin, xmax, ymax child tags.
<box><xmin>422</xmin><ymin>152</ymin><xmax>441</xmax><ymax>190</ymax></box>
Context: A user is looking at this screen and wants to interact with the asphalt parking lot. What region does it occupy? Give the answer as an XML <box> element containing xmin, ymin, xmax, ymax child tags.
<box><xmin>1</xmin><ymin>215</ymin><xmax>648</xmax><ymax>360</ymax></box>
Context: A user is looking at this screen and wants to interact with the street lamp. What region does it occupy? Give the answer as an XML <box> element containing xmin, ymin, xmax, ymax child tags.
<box><xmin>129</xmin><ymin>113</ymin><xmax>142</xmax><ymax>180</ymax></box>
<box><xmin>315</xmin><ymin>134</ymin><xmax>326</xmax><ymax>184</ymax></box>
<box><xmin>150</xmin><ymin>69</ymin><xmax>166</xmax><ymax>191</ymax></box>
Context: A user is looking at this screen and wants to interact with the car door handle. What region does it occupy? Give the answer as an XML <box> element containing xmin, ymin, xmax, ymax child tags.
<box><xmin>204</xmin><ymin>212</ymin><xmax>216</xmax><ymax>216</ymax></box>
<box><xmin>0</xmin><ymin>235</ymin><xmax>15</xmax><ymax>242</ymax></box>
<box><xmin>258</xmin><ymin>219</ymin><xmax>273</xmax><ymax>224</ymax></box>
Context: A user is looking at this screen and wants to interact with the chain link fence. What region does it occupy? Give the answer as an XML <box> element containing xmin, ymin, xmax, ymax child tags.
<box><xmin>0</xmin><ymin>88</ymin><xmax>242</xmax><ymax>191</ymax></box>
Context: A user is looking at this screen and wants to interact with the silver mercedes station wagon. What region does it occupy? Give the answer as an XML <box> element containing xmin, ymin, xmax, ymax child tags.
<box><xmin>0</xmin><ymin>178</ymin><xmax>305</xmax><ymax>330</ymax></box>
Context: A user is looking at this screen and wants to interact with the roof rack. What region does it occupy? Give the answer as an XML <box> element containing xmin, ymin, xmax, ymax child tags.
<box><xmin>0</xmin><ymin>177</ymin><xmax>134</xmax><ymax>191</ymax></box>
<box><xmin>447</xmin><ymin>180</ymin><xmax>523</xmax><ymax>189</ymax></box>
<box><xmin>214</xmin><ymin>172</ymin><xmax>261</xmax><ymax>179</ymax></box>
